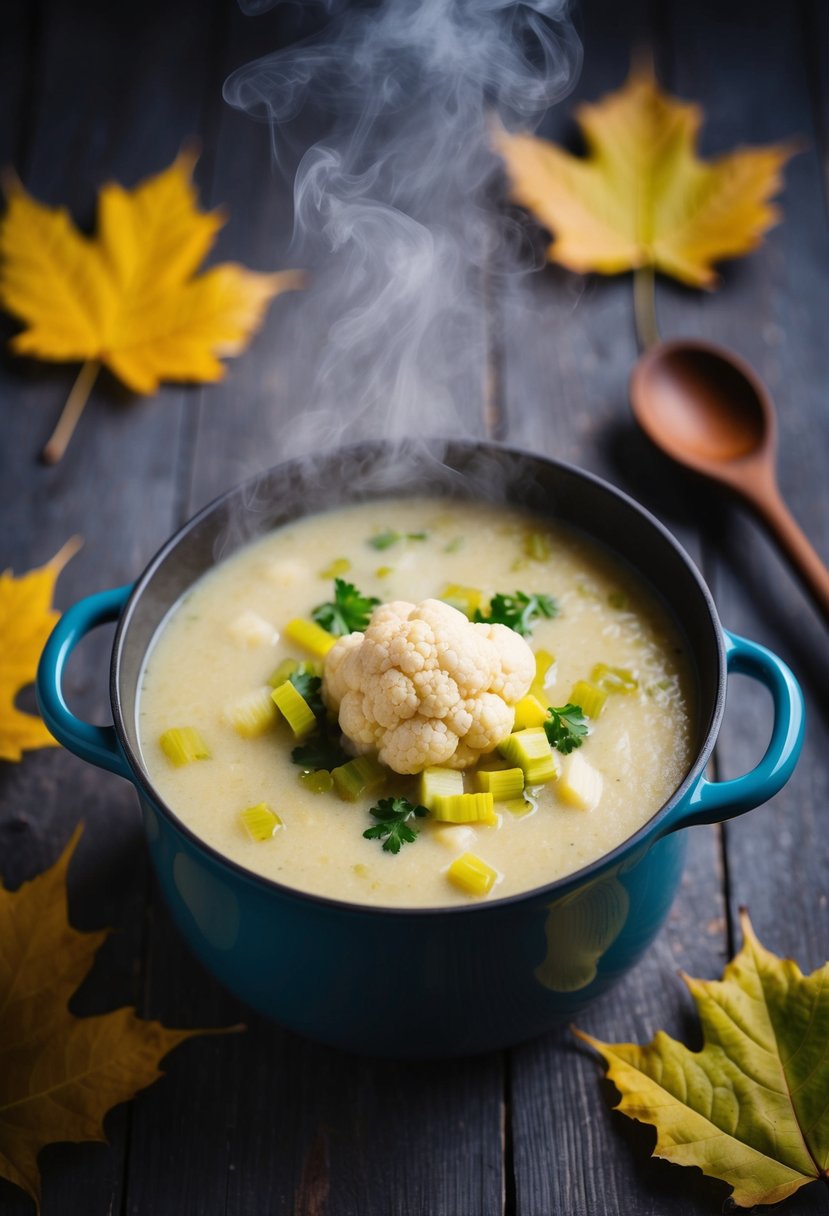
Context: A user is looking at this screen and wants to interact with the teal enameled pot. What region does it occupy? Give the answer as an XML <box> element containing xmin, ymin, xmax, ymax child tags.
<box><xmin>37</xmin><ymin>442</ymin><xmax>804</xmax><ymax>1057</ymax></box>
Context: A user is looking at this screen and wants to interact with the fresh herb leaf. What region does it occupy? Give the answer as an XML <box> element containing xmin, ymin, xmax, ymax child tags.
<box><xmin>368</xmin><ymin>529</ymin><xmax>400</xmax><ymax>550</ymax></box>
<box><xmin>291</xmin><ymin>723</ymin><xmax>350</xmax><ymax>772</ymax></box>
<box><xmin>368</xmin><ymin>530</ymin><xmax>429</xmax><ymax>551</ymax></box>
<box><xmin>474</xmin><ymin>591</ymin><xmax>558</xmax><ymax>637</ymax></box>
<box><xmin>312</xmin><ymin>578</ymin><xmax>380</xmax><ymax>636</ymax></box>
<box><xmin>288</xmin><ymin>667</ymin><xmax>324</xmax><ymax>718</ymax></box>
<box><xmin>363</xmin><ymin>796</ymin><xmax>428</xmax><ymax>854</ymax></box>
<box><xmin>544</xmin><ymin>703</ymin><xmax>588</xmax><ymax>754</ymax></box>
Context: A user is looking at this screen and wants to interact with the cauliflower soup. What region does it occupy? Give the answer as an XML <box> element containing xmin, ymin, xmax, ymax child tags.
<box><xmin>137</xmin><ymin>497</ymin><xmax>695</xmax><ymax>908</ymax></box>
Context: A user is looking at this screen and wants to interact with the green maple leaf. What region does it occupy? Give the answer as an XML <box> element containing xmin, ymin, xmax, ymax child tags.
<box><xmin>575</xmin><ymin>911</ymin><xmax>829</xmax><ymax>1209</ymax></box>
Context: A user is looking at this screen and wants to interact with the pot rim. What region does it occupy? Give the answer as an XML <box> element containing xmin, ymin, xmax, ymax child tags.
<box><xmin>111</xmin><ymin>438</ymin><xmax>726</xmax><ymax>918</ymax></box>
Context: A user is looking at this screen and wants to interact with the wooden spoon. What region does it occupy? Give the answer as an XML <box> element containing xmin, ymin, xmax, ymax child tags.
<box><xmin>630</xmin><ymin>338</ymin><xmax>829</xmax><ymax>623</ymax></box>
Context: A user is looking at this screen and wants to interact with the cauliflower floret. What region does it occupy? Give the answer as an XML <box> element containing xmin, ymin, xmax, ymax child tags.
<box><xmin>322</xmin><ymin>598</ymin><xmax>536</xmax><ymax>774</ymax></box>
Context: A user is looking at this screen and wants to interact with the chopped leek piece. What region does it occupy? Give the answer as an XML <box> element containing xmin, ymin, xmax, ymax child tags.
<box><xmin>159</xmin><ymin>727</ymin><xmax>211</xmax><ymax>767</ymax></box>
<box><xmin>503</xmin><ymin>796</ymin><xmax>533</xmax><ymax>817</ymax></box>
<box><xmin>369</xmin><ymin>530</ymin><xmax>429</xmax><ymax>550</ymax></box>
<box><xmin>446</xmin><ymin>852</ymin><xmax>498</xmax><ymax>897</ymax></box>
<box><xmin>431</xmin><ymin>792</ymin><xmax>497</xmax><ymax>825</ymax></box>
<box><xmin>607</xmin><ymin>590</ymin><xmax>628</xmax><ymax>610</ymax></box>
<box><xmin>513</xmin><ymin>694</ymin><xmax>548</xmax><ymax>731</ymax></box>
<box><xmin>267</xmin><ymin>657</ymin><xmax>299</xmax><ymax>688</ymax></box>
<box><xmin>299</xmin><ymin>769</ymin><xmax>334</xmax><ymax>794</ymax></box>
<box><xmin>523</xmin><ymin>530</ymin><xmax>552</xmax><ymax>560</ymax></box>
<box><xmin>284</xmin><ymin>617</ymin><xmax>337</xmax><ymax>658</ymax></box>
<box><xmin>224</xmin><ymin>686</ymin><xmax>279</xmax><ymax>738</ymax></box>
<box><xmin>440</xmin><ymin>583</ymin><xmax>482</xmax><ymax>618</ymax></box>
<box><xmin>419</xmin><ymin>766</ymin><xmax>464</xmax><ymax>810</ymax></box>
<box><xmin>332</xmin><ymin>754</ymin><xmax>387</xmax><ymax>802</ymax></box>
<box><xmin>498</xmin><ymin>727</ymin><xmax>558</xmax><ymax>784</ymax></box>
<box><xmin>271</xmin><ymin>681</ymin><xmax>317</xmax><ymax>738</ymax></box>
<box><xmin>319</xmin><ymin>557</ymin><xmax>351</xmax><ymax>578</ymax></box>
<box><xmin>227</xmin><ymin>610</ymin><xmax>279</xmax><ymax>648</ymax></box>
<box><xmin>557</xmin><ymin>751</ymin><xmax>603</xmax><ymax>811</ymax></box>
<box><xmin>592</xmin><ymin>663</ymin><xmax>638</xmax><ymax>693</ymax></box>
<box><xmin>239</xmin><ymin>802</ymin><xmax>282</xmax><ymax>841</ymax></box>
<box><xmin>474</xmin><ymin>768</ymin><xmax>524</xmax><ymax>801</ymax></box>
<box><xmin>375</xmin><ymin>565</ymin><xmax>393</xmax><ymax>578</ymax></box>
<box><xmin>569</xmin><ymin>679</ymin><xmax>607</xmax><ymax>720</ymax></box>
<box><xmin>444</xmin><ymin>536</ymin><xmax>464</xmax><ymax>554</ymax></box>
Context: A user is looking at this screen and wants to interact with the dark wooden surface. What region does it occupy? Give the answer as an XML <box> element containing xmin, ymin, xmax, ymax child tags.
<box><xmin>1</xmin><ymin>1</ymin><xmax>828</xmax><ymax>1213</ymax></box>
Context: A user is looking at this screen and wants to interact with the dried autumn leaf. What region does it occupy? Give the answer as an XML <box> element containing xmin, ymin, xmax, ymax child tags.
<box><xmin>0</xmin><ymin>825</ymin><xmax>230</xmax><ymax>1210</ymax></box>
<box><xmin>493</xmin><ymin>64</ymin><xmax>796</xmax><ymax>288</ymax></box>
<box><xmin>575</xmin><ymin>911</ymin><xmax>829</xmax><ymax>1208</ymax></box>
<box><xmin>0</xmin><ymin>539</ymin><xmax>80</xmax><ymax>762</ymax></box>
<box><xmin>0</xmin><ymin>149</ymin><xmax>305</xmax><ymax>461</ymax></box>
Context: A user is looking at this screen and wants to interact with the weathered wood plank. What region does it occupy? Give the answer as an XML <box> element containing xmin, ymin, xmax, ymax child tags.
<box><xmin>0</xmin><ymin>0</ymin><xmax>230</xmax><ymax>1213</ymax></box>
<box><xmin>496</xmin><ymin>2</ymin><xmax>730</xmax><ymax>1211</ymax></box>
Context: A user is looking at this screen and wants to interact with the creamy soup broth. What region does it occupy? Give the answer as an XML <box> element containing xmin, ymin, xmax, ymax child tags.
<box><xmin>138</xmin><ymin>498</ymin><xmax>695</xmax><ymax>907</ymax></box>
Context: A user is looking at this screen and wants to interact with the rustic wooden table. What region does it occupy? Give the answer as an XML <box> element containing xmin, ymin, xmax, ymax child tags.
<box><xmin>2</xmin><ymin>0</ymin><xmax>828</xmax><ymax>1212</ymax></box>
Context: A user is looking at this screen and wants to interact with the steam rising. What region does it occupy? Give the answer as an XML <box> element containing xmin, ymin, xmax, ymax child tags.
<box><xmin>224</xmin><ymin>0</ymin><xmax>581</xmax><ymax>459</ymax></box>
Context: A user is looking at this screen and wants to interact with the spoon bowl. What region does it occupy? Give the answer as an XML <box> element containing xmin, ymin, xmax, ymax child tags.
<box><xmin>630</xmin><ymin>338</ymin><xmax>829</xmax><ymax>625</ymax></box>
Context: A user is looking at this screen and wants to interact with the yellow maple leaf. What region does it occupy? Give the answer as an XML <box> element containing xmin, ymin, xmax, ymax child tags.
<box><xmin>493</xmin><ymin>64</ymin><xmax>796</xmax><ymax>289</ymax></box>
<box><xmin>0</xmin><ymin>825</ymin><xmax>234</xmax><ymax>1211</ymax></box>
<box><xmin>575</xmin><ymin>911</ymin><xmax>829</xmax><ymax>1209</ymax></box>
<box><xmin>0</xmin><ymin>149</ymin><xmax>305</xmax><ymax>461</ymax></box>
<box><xmin>0</xmin><ymin>538</ymin><xmax>80</xmax><ymax>762</ymax></box>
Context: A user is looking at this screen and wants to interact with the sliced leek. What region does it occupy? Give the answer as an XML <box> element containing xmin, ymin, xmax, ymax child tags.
<box><xmin>271</xmin><ymin>681</ymin><xmax>317</xmax><ymax>738</ymax></box>
<box><xmin>419</xmin><ymin>766</ymin><xmax>464</xmax><ymax>810</ymax></box>
<box><xmin>239</xmin><ymin>802</ymin><xmax>282</xmax><ymax>841</ymax></box>
<box><xmin>224</xmin><ymin>686</ymin><xmax>278</xmax><ymax>738</ymax></box>
<box><xmin>569</xmin><ymin>679</ymin><xmax>607</xmax><ymax>720</ymax></box>
<box><xmin>431</xmin><ymin>792</ymin><xmax>497</xmax><ymax>825</ymax></box>
<box><xmin>159</xmin><ymin>727</ymin><xmax>211</xmax><ymax>767</ymax></box>
<box><xmin>498</xmin><ymin>727</ymin><xmax>558</xmax><ymax>784</ymax></box>
<box><xmin>474</xmin><ymin>767</ymin><xmax>524</xmax><ymax>801</ymax></box>
<box><xmin>446</xmin><ymin>852</ymin><xmax>498</xmax><ymax>897</ymax></box>
<box><xmin>331</xmin><ymin>755</ymin><xmax>387</xmax><ymax>802</ymax></box>
<box><xmin>284</xmin><ymin>617</ymin><xmax>337</xmax><ymax>658</ymax></box>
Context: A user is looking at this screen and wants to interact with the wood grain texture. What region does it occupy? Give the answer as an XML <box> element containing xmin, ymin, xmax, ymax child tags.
<box><xmin>0</xmin><ymin>1</ymin><xmax>234</xmax><ymax>1213</ymax></box>
<box><xmin>1</xmin><ymin>0</ymin><xmax>827</xmax><ymax>1213</ymax></box>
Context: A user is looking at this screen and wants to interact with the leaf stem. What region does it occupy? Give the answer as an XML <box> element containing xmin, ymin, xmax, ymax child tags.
<box><xmin>633</xmin><ymin>265</ymin><xmax>660</xmax><ymax>351</ymax></box>
<box><xmin>41</xmin><ymin>360</ymin><xmax>101</xmax><ymax>465</ymax></box>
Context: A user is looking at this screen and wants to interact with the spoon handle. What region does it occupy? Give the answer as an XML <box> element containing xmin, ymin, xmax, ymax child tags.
<box><xmin>751</xmin><ymin>482</ymin><xmax>829</xmax><ymax>625</ymax></box>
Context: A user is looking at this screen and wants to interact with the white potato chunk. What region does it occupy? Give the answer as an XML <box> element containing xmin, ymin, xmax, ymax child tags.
<box><xmin>557</xmin><ymin>751</ymin><xmax>603</xmax><ymax>812</ymax></box>
<box><xmin>227</xmin><ymin>610</ymin><xmax>279</xmax><ymax>648</ymax></box>
<box><xmin>433</xmin><ymin>825</ymin><xmax>477</xmax><ymax>852</ymax></box>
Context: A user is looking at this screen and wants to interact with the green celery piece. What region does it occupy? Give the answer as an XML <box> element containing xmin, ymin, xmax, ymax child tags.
<box><xmin>332</xmin><ymin>755</ymin><xmax>387</xmax><ymax>802</ymax></box>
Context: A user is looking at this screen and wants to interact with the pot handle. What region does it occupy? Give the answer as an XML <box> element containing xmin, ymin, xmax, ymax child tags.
<box><xmin>661</xmin><ymin>630</ymin><xmax>804</xmax><ymax>834</ymax></box>
<box><xmin>36</xmin><ymin>584</ymin><xmax>134</xmax><ymax>780</ymax></box>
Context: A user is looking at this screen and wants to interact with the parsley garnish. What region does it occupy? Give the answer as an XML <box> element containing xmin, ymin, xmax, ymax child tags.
<box><xmin>363</xmin><ymin>796</ymin><xmax>428</xmax><ymax>854</ymax></box>
<box><xmin>474</xmin><ymin>591</ymin><xmax>558</xmax><ymax>637</ymax></box>
<box><xmin>544</xmin><ymin>703</ymin><xmax>588</xmax><ymax>754</ymax></box>
<box><xmin>368</xmin><ymin>529</ymin><xmax>429</xmax><ymax>550</ymax></box>
<box><xmin>312</xmin><ymin>578</ymin><xmax>380</xmax><ymax>636</ymax></box>
<box><xmin>288</xmin><ymin>667</ymin><xmax>324</xmax><ymax>718</ymax></box>
<box><xmin>291</xmin><ymin>726</ymin><xmax>350</xmax><ymax>772</ymax></box>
